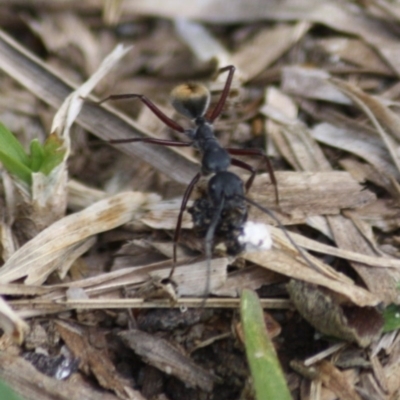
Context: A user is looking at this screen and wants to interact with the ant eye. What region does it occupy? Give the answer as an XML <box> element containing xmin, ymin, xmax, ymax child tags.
<box><xmin>171</xmin><ymin>83</ymin><xmax>211</xmax><ymax>119</ymax></box>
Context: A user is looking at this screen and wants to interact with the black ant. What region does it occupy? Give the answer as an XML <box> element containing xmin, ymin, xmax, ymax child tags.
<box><xmin>93</xmin><ymin>66</ymin><xmax>328</xmax><ymax>300</ymax></box>
<box><xmin>98</xmin><ymin>66</ymin><xmax>279</xmax><ymax>280</ymax></box>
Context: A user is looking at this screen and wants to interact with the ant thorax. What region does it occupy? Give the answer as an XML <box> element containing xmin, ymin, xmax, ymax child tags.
<box><xmin>191</xmin><ymin>124</ymin><xmax>231</xmax><ymax>174</ymax></box>
<box><xmin>201</xmin><ymin>143</ymin><xmax>231</xmax><ymax>175</ymax></box>
<box><xmin>188</xmin><ymin>172</ymin><xmax>248</xmax><ymax>256</ymax></box>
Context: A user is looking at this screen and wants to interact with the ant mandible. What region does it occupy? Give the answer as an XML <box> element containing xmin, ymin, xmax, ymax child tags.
<box><xmin>98</xmin><ymin>66</ymin><xmax>279</xmax><ymax>278</ymax></box>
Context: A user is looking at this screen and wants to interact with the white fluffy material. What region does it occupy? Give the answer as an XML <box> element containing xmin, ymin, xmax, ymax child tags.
<box><xmin>238</xmin><ymin>221</ymin><xmax>272</xmax><ymax>252</ymax></box>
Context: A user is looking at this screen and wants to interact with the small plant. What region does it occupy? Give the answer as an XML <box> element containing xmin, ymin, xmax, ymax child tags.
<box><xmin>0</xmin><ymin>122</ymin><xmax>65</xmax><ymax>185</ymax></box>
<box><xmin>0</xmin><ymin>379</ymin><xmax>23</xmax><ymax>400</ymax></box>
<box><xmin>383</xmin><ymin>304</ymin><xmax>400</xmax><ymax>332</ymax></box>
<box><xmin>240</xmin><ymin>289</ymin><xmax>292</xmax><ymax>400</ymax></box>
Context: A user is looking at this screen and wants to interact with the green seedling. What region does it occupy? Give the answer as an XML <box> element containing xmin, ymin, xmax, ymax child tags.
<box><xmin>0</xmin><ymin>379</ymin><xmax>23</xmax><ymax>400</ymax></box>
<box><xmin>0</xmin><ymin>122</ymin><xmax>65</xmax><ymax>185</ymax></box>
<box><xmin>240</xmin><ymin>289</ymin><xmax>292</xmax><ymax>400</ymax></box>
<box><xmin>383</xmin><ymin>304</ymin><xmax>400</xmax><ymax>333</ymax></box>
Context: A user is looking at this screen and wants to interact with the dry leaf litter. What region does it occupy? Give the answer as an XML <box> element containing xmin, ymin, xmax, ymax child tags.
<box><xmin>0</xmin><ymin>1</ymin><xmax>400</xmax><ymax>399</ymax></box>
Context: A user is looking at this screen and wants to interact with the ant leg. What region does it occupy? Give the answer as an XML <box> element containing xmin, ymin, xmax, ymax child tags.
<box><xmin>110</xmin><ymin>137</ymin><xmax>193</xmax><ymax>147</ymax></box>
<box><xmin>208</xmin><ymin>65</ymin><xmax>236</xmax><ymax>123</ymax></box>
<box><xmin>98</xmin><ymin>93</ymin><xmax>185</xmax><ymax>133</ymax></box>
<box><xmin>231</xmin><ymin>158</ymin><xmax>256</xmax><ymax>192</ymax></box>
<box><xmin>169</xmin><ymin>172</ymin><xmax>202</xmax><ymax>280</ymax></box>
<box><xmin>203</xmin><ymin>197</ymin><xmax>225</xmax><ymax>300</ymax></box>
<box><xmin>227</xmin><ymin>148</ymin><xmax>279</xmax><ymax>205</ymax></box>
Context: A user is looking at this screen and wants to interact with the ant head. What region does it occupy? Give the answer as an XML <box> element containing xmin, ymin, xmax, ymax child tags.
<box><xmin>170</xmin><ymin>83</ymin><xmax>211</xmax><ymax>120</ymax></box>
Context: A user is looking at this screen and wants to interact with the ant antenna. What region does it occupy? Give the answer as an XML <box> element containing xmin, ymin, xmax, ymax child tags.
<box><xmin>208</xmin><ymin>65</ymin><xmax>236</xmax><ymax>122</ymax></box>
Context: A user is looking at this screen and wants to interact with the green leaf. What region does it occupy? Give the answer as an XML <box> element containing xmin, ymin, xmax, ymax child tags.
<box><xmin>0</xmin><ymin>123</ymin><xmax>66</xmax><ymax>184</ymax></box>
<box><xmin>383</xmin><ymin>304</ymin><xmax>400</xmax><ymax>333</ymax></box>
<box><xmin>0</xmin><ymin>123</ymin><xmax>32</xmax><ymax>184</ymax></box>
<box><xmin>240</xmin><ymin>289</ymin><xmax>292</xmax><ymax>400</ymax></box>
<box><xmin>0</xmin><ymin>379</ymin><xmax>23</xmax><ymax>400</ymax></box>
<box><xmin>39</xmin><ymin>133</ymin><xmax>66</xmax><ymax>175</ymax></box>
<box><xmin>0</xmin><ymin>122</ymin><xmax>30</xmax><ymax>165</ymax></box>
<box><xmin>28</xmin><ymin>139</ymin><xmax>45</xmax><ymax>172</ymax></box>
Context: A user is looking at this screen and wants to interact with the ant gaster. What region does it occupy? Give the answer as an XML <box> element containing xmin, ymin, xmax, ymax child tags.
<box><xmin>98</xmin><ymin>66</ymin><xmax>279</xmax><ymax>279</ymax></box>
<box><xmin>188</xmin><ymin>170</ymin><xmax>249</xmax><ymax>297</ymax></box>
<box><xmin>189</xmin><ymin>171</ymin><xmax>248</xmax><ymax>257</ymax></box>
